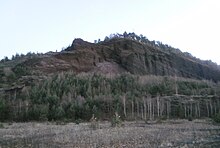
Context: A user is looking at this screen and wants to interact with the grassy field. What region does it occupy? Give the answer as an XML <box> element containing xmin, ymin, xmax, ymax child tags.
<box><xmin>0</xmin><ymin>119</ymin><xmax>220</xmax><ymax>148</ymax></box>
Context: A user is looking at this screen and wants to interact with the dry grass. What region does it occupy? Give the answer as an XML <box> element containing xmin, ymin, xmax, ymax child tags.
<box><xmin>0</xmin><ymin>119</ymin><xmax>220</xmax><ymax>147</ymax></box>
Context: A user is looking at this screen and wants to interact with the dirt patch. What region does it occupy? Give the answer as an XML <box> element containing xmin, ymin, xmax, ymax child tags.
<box><xmin>90</xmin><ymin>62</ymin><xmax>126</xmax><ymax>74</ymax></box>
<box><xmin>0</xmin><ymin>119</ymin><xmax>220</xmax><ymax>147</ymax></box>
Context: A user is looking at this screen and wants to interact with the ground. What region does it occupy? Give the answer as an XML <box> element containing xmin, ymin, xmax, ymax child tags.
<box><xmin>0</xmin><ymin>119</ymin><xmax>220</xmax><ymax>148</ymax></box>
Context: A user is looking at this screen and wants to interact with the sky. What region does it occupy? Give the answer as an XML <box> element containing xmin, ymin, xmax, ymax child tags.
<box><xmin>0</xmin><ymin>0</ymin><xmax>220</xmax><ymax>64</ymax></box>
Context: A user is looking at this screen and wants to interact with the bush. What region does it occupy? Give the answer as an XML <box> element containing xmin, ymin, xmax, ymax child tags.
<box><xmin>75</xmin><ymin>119</ymin><xmax>82</xmax><ymax>125</ymax></box>
<box><xmin>188</xmin><ymin>115</ymin><xmax>193</xmax><ymax>121</ymax></box>
<box><xmin>213</xmin><ymin>113</ymin><xmax>220</xmax><ymax>123</ymax></box>
<box><xmin>111</xmin><ymin>112</ymin><xmax>122</xmax><ymax>127</ymax></box>
<box><xmin>49</xmin><ymin>106</ymin><xmax>65</xmax><ymax>120</ymax></box>
<box><xmin>0</xmin><ymin>99</ymin><xmax>9</xmax><ymax>121</ymax></box>
<box><xmin>0</xmin><ymin>123</ymin><xmax>4</xmax><ymax>128</ymax></box>
<box><xmin>90</xmin><ymin>114</ymin><xmax>99</xmax><ymax>130</ymax></box>
<box><xmin>28</xmin><ymin>104</ymin><xmax>49</xmax><ymax>121</ymax></box>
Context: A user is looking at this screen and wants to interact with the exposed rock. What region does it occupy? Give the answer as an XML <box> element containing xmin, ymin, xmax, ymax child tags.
<box><xmin>15</xmin><ymin>38</ymin><xmax>220</xmax><ymax>81</ymax></box>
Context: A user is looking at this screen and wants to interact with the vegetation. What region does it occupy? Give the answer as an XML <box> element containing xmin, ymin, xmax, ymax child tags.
<box><xmin>0</xmin><ymin>32</ymin><xmax>220</xmax><ymax>122</ymax></box>
<box><xmin>212</xmin><ymin>112</ymin><xmax>220</xmax><ymax>123</ymax></box>
<box><xmin>0</xmin><ymin>71</ymin><xmax>219</xmax><ymax>122</ymax></box>
<box><xmin>0</xmin><ymin>123</ymin><xmax>4</xmax><ymax>128</ymax></box>
<box><xmin>111</xmin><ymin>112</ymin><xmax>122</xmax><ymax>127</ymax></box>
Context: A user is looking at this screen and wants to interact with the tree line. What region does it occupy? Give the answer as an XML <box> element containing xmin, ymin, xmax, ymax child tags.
<box><xmin>0</xmin><ymin>72</ymin><xmax>219</xmax><ymax>122</ymax></box>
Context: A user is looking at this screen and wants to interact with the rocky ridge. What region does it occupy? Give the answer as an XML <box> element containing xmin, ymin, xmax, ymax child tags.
<box><xmin>17</xmin><ymin>37</ymin><xmax>220</xmax><ymax>82</ymax></box>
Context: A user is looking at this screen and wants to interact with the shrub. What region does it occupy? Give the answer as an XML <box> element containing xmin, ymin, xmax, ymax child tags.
<box><xmin>188</xmin><ymin>115</ymin><xmax>193</xmax><ymax>121</ymax></box>
<box><xmin>90</xmin><ymin>114</ymin><xmax>99</xmax><ymax>130</ymax></box>
<box><xmin>213</xmin><ymin>113</ymin><xmax>220</xmax><ymax>123</ymax></box>
<box><xmin>0</xmin><ymin>123</ymin><xmax>4</xmax><ymax>128</ymax></box>
<box><xmin>111</xmin><ymin>112</ymin><xmax>122</xmax><ymax>127</ymax></box>
<box><xmin>75</xmin><ymin>119</ymin><xmax>82</xmax><ymax>125</ymax></box>
<box><xmin>28</xmin><ymin>104</ymin><xmax>49</xmax><ymax>121</ymax></box>
<box><xmin>0</xmin><ymin>99</ymin><xmax>9</xmax><ymax>121</ymax></box>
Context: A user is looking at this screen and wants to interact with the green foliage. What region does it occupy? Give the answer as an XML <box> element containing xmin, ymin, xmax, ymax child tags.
<box><xmin>90</xmin><ymin>114</ymin><xmax>99</xmax><ymax>130</ymax></box>
<box><xmin>111</xmin><ymin>112</ymin><xmax>122</xmax><ymax>127</ymax></box>
<box><xmin>176</xmin><ymin>105</ymin><xmax>185</xmax><ymax>118</ymax></box>
<box><xmin>48</xmin><ymin>106</ymin><xmax>65</xmax><ymax>120</ymax></box>
<box><xmin>75</xmin><ymin>119</ymin><xmax>82</xmax><ymax>124</ymax></box>
<box><xmin>0</xmin><ymin>123</ymin><xmax>4</xmax><ymax>128</ymax></box>
<box><xmin>28</xmin><ymin>104</ymin><xmax>49</xmax><ymax>121</ymax></box>
<box><xmin>65</xmin><ymin>103</ymin><xmax>75</xmax><ymax>119</ymax></box>
<box><xmin>13</xmin><ymin>65</ymin><xmax>30</xmax><ymax>77</ymax></box>
<box><xmin>188</xmin><ymin>115</ymin><xmax>193</xmax><ymax>121</ymax></box>
<box><xmin>213</xmin><ymin>112</ymin><xmax>220</xmax><ymax>123</ymax></box>
<box><xmin>6</xmin><ymin>73</ymin><xmax>16</xmax><ymax>84</ymax></box>
<box><xmin>0</xmin><ymin>71</ymin><xmax>218</xmax><ymax>121</ymax></box>
<box><xmin>0</xmin><ymin>99</ymin><xmax>9</xmax><ymax>121</ymax></box>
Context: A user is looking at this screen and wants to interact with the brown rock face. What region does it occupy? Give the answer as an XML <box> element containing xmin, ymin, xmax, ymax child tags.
<box><xmin>20</xmin><ymin>38</ymin><xmax>220</xmax><ymax>81</ymax></box>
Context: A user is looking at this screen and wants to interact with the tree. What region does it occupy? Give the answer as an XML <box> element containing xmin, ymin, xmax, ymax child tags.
<box><xmin>104</xmin><ymin>36</ymin><xmax>110</xmax><ymax>41</ymax></box>
<box><xmin>0</xmin><ymin>99</ymin><xmax>9</xmax><ymax>121</ymax></box>
<box><xmin>140</xmin><ymin>34</ymin><xmax>148</xmax><ymax>43</ymax></box>
<box><xmin>11</xmin><ymin>55</ymin><xmax>15</xmax><ymax>60</ymax></box>
<box><xmin>128</xmin><ymin>32</ymin><xmax>136</xmax><ymax>40</ymax></box>
<box><xmin>122</xmin><ymin>94</ymin><xmax>126</xmax><ymax>117</ymax></box>
<box><xmin>136</xmin><ymin>35</ymin><xmax>141</xmax><ymax>42</ymax></box>
<box><xmin>4</xmin><ymin>56</ymin><xmax>9</xmax><ymax>62</ymax></box>
<box><xmin>123</xmin><ymin>31</ymin><xmax>128</xmax><ymax>38</ymax></box>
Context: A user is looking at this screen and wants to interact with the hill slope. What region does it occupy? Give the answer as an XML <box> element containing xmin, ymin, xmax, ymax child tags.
<box><xmin>12</xmin><ymin>37</ymin><xmax>220</xmax><ymax>82</ymax></box>
<box><xmin>0</xmin><ymin>35</ymin><xmax>220</xmax><ymax>122</ymax></box>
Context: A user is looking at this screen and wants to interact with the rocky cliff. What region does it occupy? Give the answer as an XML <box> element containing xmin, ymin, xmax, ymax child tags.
<box><xmin>18</xmin><ymin>38</ymin><xmax>220</xmax><ymax>82</ymax></box>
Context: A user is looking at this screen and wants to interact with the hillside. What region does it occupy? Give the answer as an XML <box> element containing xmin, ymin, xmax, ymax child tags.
<box><xmin>0</xmin><ymin>33</ymin><xmax>220</xmax><ymax>122</ymax></box>
<box><xmin>4</xmin><ymin>36</ymin><xmax>220</xmax><ymax>81</ymax></box>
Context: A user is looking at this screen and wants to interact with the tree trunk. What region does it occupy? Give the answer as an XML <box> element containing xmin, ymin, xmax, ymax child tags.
<box><xmin>195</xmin><ymin>102</ymin><xmax>198</xmax><ymax>118</ymax></box>
<box><xmin>137</xmin><ymin>100</ymin><xmax>140</xmax><ymax>117</ymax></box>
<box><xmin>152</xmin><ymin>99</ymin><xmax>155</xmax><ymax>120</ymax></box>
<box><xmin>160</xmin><ymin>99</ymin><xmax>164</xmax><ymax>116</ymax></box>
<box><xmin>175</xmin><ymin>74</ymin><xmax>178</xmax><ymax>95</ymax></box>
<box><xmin>206</xmin><ymin>101</ymin><xmax>209</xmax><ymax>117</ymax></box>
<box><xmin>149</xmin><ymin>98</ymin><xmax>152</xmax><ymax>120</ymax></box>
<box><xmin>157</xmin><ymin>96</ymin><xmax>160</xmax><ymax>117</ymax></box>
<box><xmin>131</xmin><ymin>100</ymin><xmax>134</xmax><ymax>118</ymax></box>
<box><xmin>143</xmin><ymin>97</ymin><xmax>147</xmax><ymax>120</ymax></box>
<box><xmin>141</xmin><ymin>105</ymin><xmax>144</xmax><ymax>119</ymax></box>
<box><xmin>167</xmin><ymin>101</ymin><xmax>170</xmax><ymax>119</ymax></box>
<box><xmin>147</xmin><ymin>98</ymin><xmax>150</xmax><ymax>119</ymax></box>
<box><xmin>198</xmin><ymin>102</ymin><xmax>200</xmax><ymax>118</ymax></box>
<box><xmin>190</xmin><ymin>102</ymin><xmax>193</xmax><ymax>117</ymax></box>
<box><xmin>122</xmin><ymin>95</ymin><xmax>126</xmax><ymax>117</ymax></box>
<box><xmin>218</xmin><ymin>99</ymin><xmax>220</xmax><ymax>113</ymax></box>
<box><xmin>210</xmin><ymin>101</ymin><xmax>213</xmax><ymax>116</ymax></box>
<box><xmin>214</xmin><ymin>101</ymin><xmax>217</xmax><ymax>115</ymax></box>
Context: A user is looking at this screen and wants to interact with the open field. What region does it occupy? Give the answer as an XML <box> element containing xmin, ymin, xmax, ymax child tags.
<box><xmin>0</xmin><ymin>119</ymin><xmax>220</xmax><ymax>148</ymax></box>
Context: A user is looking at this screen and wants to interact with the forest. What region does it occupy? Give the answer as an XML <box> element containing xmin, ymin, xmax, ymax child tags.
<box><xmin>0</xmin><ymin>72</ymin><xmax>220</xmax><ymax>122</ymax></box>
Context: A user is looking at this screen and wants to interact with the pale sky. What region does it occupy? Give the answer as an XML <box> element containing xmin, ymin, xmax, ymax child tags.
<box><xmin>0</xmin><ymin>0</ymin><xmax>220</xmax><ymax>64</ymax></box>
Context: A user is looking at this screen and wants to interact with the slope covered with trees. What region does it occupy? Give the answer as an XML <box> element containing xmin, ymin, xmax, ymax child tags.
<box><xmin>0</xmin><ymin>32</ymin><xmax>220</xmax><ymax>122</ymax></box>
<box><xmin>0</xmin><ymin>72</ymin><xmax>220</xmax><ymax>121</ymax></box>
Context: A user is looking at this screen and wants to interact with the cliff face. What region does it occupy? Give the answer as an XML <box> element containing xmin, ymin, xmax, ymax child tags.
<box><xmin>99</xmin><ymin>38</ymin><xmax>220</xmax><ymax>81</ymax></box>
<box><xmin>17</xmin><ymin>38</ymin><xmax>220</xmax><ymax>81</ymax></box>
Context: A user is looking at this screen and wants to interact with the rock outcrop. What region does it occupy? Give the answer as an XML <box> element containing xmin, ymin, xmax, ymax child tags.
<box><xmin>16</xmin><ymin>38</ymin><xmax>220</xmax><ymax>82</ymax></box>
